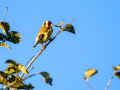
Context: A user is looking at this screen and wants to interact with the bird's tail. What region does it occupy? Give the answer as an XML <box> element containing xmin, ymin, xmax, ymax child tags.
<box><xmin>32</xmin><ymin>42</ymin><xmax>38</xmax><ymax>50</ymax></box>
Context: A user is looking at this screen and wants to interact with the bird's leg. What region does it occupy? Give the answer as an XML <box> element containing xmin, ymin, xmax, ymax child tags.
<box><xmin>42</xmin><ymin>43</ymin><xmax>44</xmax><ymax>49</ymax></box>
<box><xmin>49</xmin><ymin>35</ymin><xmax>53</xmax><ymax>41</ymax></box>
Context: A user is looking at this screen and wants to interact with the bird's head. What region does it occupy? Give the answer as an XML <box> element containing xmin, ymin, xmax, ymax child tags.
<box><xmin>43</xmin><ymin>21</ymin><xmax>53</xmax><ymax>27</ymax></box>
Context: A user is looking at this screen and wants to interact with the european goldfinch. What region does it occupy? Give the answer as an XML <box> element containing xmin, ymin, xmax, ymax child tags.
<box><xmin>33</xmin><ymin>21</ymin><xmax>53</xmax><ymax>50</ymax></box>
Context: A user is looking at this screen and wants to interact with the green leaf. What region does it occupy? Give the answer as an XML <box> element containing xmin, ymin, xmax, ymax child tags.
<box><xmin>58</xmin><ymin>19</ymin><xmax>65</xmax><ymax>27</ymax></box>
<box><xmin>0</xmin><ymin>42</ymin><xmax>11</xmax><ymax>50</ymax></box>
<box><xmin>63</xmin><ymin>24</ymin><xmax>75</xmax><ymax>34</ymax></box>
<box><xmin>0</xmin><ymin>76</ymin><xmax>9</xmax><ymax>85</ymax></box>
<box><xmin>0</xmin><ymin>71</ymin><xmax>8</xmax><ymax>78</ymax></box>
<box><xmin>18</xmin><ymin>63</ymin><xmax>28</xmax><ymax>75</ymax></box>
<box><xmin>39</xmin><ymin>72</ymin><xmax>52</xmax><ymax>85</ymax></box>
<box><xmin>0</xmin><ymin>33</ymin><xmax>7</xmax><ymax>41</ymax></box>
<box><xmin>0</xmin><ymin>22</ymin><xmax>10</xmax><ymax>34</ymax></box>
<box><xmin>5</xmin><ymin>60</ymin><xmax>19</xmax><ymax>74</ymax></box>
<box><xmin>5</xmin><ymin>60</ymin><xmax>17</xmax><ymax>66</ymax></box>
<box><xmin>7</xmin><ymin>31</ymin><xmax>22</xmax><ymax>44</ymax></box>
<box><xmin>17</xmin><ymin>83</ymin><xmax>34</xmax><ymax>89</ymax></box>
<box><xmin>115</xmin><ymin>72</ymin><xmax>120</xmax><ymax>79</ymax></box>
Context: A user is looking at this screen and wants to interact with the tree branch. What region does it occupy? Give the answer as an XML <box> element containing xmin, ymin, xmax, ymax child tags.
<box><xmin>1</xmin><ymin>7</ymin><xmax>8</xmax><ymax>23</ymax></box>
<box><xmin>20</xmin><ymin>19</ymin><xmax>74</xmax><ymax>78</ymax></box>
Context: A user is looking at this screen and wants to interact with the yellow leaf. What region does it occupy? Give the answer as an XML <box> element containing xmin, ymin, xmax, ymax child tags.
<box><xmin>0</xmin><ymin>22</ymin><xmax>10</xmax><ymax>34</ymax></box>
<box><xmin>112</xmin><ymin>64</ymin><xmax>120</xmax><ymax>71</ymax></box>
<box><xmin>58</xmin><ymin>19</ymin><xmax>65</xmax><ymax>27</ymax></box>
<box><xmin>0</xmin><ymin>42</ymin><xmax>11</xmax><ymax>50</ymax></box>
<box><xmin>115</xmin><ymin>72</ymin><xmax>120</xmax><ymax>79</ymax></box>
<box><xmin>85</xmin><ymin>69</ymin><xmax>97</xmax><ymax>81</ymax></box>
<box><xmin>18</xmin><ymin>63</ymin><xmax>28</xmax><ymax>75</ymax></box>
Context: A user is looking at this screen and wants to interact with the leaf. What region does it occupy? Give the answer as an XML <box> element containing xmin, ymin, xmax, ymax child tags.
<box><xmin>5</xmin><ymin>60</ymin><xmax>19</xmax><ymax>74</ymax></box>
<box><xmin>5</xmin><ymin>60</ymin><xmax>17</xmax><ymax>66</ymax></box>
<box><xmin>63</xmin><ymin>24</ymin><xmax>75</xmax><ymax>34</ymax></box>
<box><xmin>44</xmin><ymin>77</ymin><xmax>52</xmax><ymax>85</ymax></box>
<box><xmin>39</xmin><ymin>72</ymin><xmax>50</xmax><ymax>78</ymax></box>
<box><xmin>0</xmin><ymin>33</ymin><xmax>7</xmax><ymax>41</ymax></box>
<box><xmin>7</xmin><ymin>31</ymin><xmax>22</xmax><ymax>44</ymax></box>
<box><xmin>0</xmin><ymin>76</ymin><xmax>9</xmax><ymax>85</ymax></box>
<box><xmin>85</xmin><ymin>69</ymin><xmax>97</xmax><ymax>81</ymax></box>
<box><xmin>58</xmin><ymin>19</ymin><xmax>65</xmax><ymax>27</ymax></box>
<box><xmin>0</xmin><ymin>22</ymin><xmax>10</xmax><ymax>34</ymax></box>
<box><xmin>18</xmin><ymin>63</ymin><xmax>28</xmax><ymax>75</ymax></box>
<box><xmin>39</xmin><ymin>72</ymin><xmax>52</xmax><ymax>85</ymax></box>
<box><xmin>115</xmin><ymin>72</ymin><xmax>120</xmax><ymax>79</ymax></box>
<box><xmin>17</xmin><ymin>83</ymin><xmax>34</xmax><ymax>89</ymax></box>
<box><xmin>0</xmin><ymin>71</ymin><xmax>8</xmax><ymax>78</ymax></box>
<box><xmin>112</xmin><ymin>64</ymin><xmax>120</xmax><ymax>71</ymax></box>
<box><xmin>0</xmin><ymin>42</ymin><xmax>11</xmax><ymax>50</ymax></box>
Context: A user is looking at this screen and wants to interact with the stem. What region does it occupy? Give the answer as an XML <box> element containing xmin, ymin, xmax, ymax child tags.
<box><xmin>1</xmin><ymin>7</ymin><xmax>8</xmax><ymax>23</ymax></box>
<box><xmin>83</xmin><ymin>75</ymin><xmax>93</xmax><ymax>90</ymax></box>
<box><xmin>105</xmin><ymin>72</ymin><xmax>115</xmax><ymax>90</ymax></box>
<box><xmin>20</xmin><ymin>19</ymin><xmax>74</xmax><ymax>78</ymax></box>
<box><xmin>23</xmin><ymin>67</ymin><xmax>34</xmax><ymax>79</ymax></box>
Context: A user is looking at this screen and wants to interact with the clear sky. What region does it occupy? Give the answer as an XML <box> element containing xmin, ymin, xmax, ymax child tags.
<box><xmin>0</xmin><ymin>0</ymin><xmax>120</xmax><ymax>90</ymax></box>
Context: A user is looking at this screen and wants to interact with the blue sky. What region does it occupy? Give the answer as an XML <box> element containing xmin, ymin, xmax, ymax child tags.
<box><xmin>0</xmin><ymin>0</ymin><xmax>120</xmax><ymax>90</ymax></box>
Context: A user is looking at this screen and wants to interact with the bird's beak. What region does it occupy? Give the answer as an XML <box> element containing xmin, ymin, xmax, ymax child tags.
<box><xmin>50</xmin><ymin>24</ymin><xmax>53</xmax><ymax>26</ymax></box>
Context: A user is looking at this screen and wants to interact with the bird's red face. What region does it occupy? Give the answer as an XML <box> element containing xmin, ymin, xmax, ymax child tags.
<box><xmin>48</xmin><ymin>21</ymin><xmax>52</xmax><ymax>27</ymax></box>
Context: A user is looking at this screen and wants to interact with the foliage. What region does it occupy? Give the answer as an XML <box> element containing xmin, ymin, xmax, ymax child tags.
<box><xmin>0</xmin><ymin>22</ymin><xmax>21</xmax><ymax>50</ymax></box>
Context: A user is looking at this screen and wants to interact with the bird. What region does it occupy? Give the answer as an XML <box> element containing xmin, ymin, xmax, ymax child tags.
<box><xmin>32</xmin><ymin>21</ymin><xmax>53</xmax><ymax>50</ymax></box>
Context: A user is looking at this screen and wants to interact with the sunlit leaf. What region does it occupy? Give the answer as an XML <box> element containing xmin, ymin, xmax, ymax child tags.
<box><xmin>0</xmin><ymin>22</ymin><xmax>10</xmax><ymax>34</ymax></box>
<box><xmin>63</xmin><ymin>24</ymin><xmax>75</xmax><ymax>34</ymax></box>
<box><xmin>112</xmin><ymin>64</ymin><xmax>120</xmax><ymax>71</ymax></box>
<box><xmin>115</xmin><ymin>72</ymin><xmax>120</xmax><ymax>79</ymax></box>
<box><xmin>0</xmin><ymin>42</ymin><xmax>11</xmax><ymax>50</ymax></box>
<box><xmin>5</xmin><ymin>60</ymin><xmax>19</xmax><ymax>74</ymax></box>
<box><xmin>85</xmin><ymin>69</ymin><xmax>97</xmax><ymax>81</ymax></box>
<box><xmin>0</xmin><ymin>76</ymin><xmax>9</xmax><ymax>85</ymax></box>
<box><xmin>58</xmin><ymin>19</ymin><xmax>65</xmax><ymax>27</ymax></box>
<box><xmin>7</xmin><ymin>31</ymin><xmax>22</xmax><ymax>44</ymax></box>
<box><xmin>0</xmin><ymin>33</ymin><xmax>7</xmax><ymax>41</ymax></box>
<box><xmin>18</xmin><ymin>63</ymin><xmax>28</xmax><ymax>75</ymax></box>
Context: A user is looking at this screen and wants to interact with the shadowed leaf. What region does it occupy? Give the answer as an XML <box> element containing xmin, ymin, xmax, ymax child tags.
<box><xmin>115</xmin><ymin>72</ymin><xmax>120</xmax><ymax>79</ymax></box>
<box><xmin>7</xmin><ymin>31</ymin><xmax>22</xmax><ymax>44</ymax></box>
<box><xmin>0</xmin><ymin>33</ymin><xmax>7</xmax><ymax>41</ymax></box>
<box><xmin>17</xmin><ymin>83</ymin><xmax>34</xmax><ymax>89</ymax></box>
<box><xmin>0</xmin><ymin>76</ymin><xmax>9</xmax><ymax>85</ymax></box>
<box><xmin>85</xmin><ymin>69</ymin><xmax>97</xmax><ymax>81</ymax></box>
<box><xmin>63</xmin><ymin>24</ymin><xmax>75</xmax><ymax>34</ymax></box>
<box><xmin>0</xmin><ymin>22</ymin><xmax>10</xmax><ymax>34</ymax></box>
<box><xmin>39</xmin><ymin>72</ymin><xmax>52</xmax><ymax>85</ymax></box>
<box><xmin>0</xmin><ymin>42</ymin><xmax>11</xmax><ymax>50</ymax></box>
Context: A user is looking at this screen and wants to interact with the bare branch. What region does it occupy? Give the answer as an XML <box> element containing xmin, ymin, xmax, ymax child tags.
<box><xmin>105</xmin><ymin>72</ymin><xmax>115</xmax><ymax>90</ymax></box>
<box><xmin>23</xmin><ymin>67</ymin><xmax>34</xmax><ymax>79</ymax></box>
<box><xmin>1</xmin><ymin>7</ymin><xmax>8</xmax><ymax>23</ymax></box>
<box><xmin>83</xmin><ymin>75</ymin><xmax>93</xmax><ymax>90</ymax></box>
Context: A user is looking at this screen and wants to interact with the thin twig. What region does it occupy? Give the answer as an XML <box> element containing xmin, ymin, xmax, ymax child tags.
<box><xmin>24</xmin><ymin>55</ymin><xmax>34</xmax><ymax>67</ymax></box>
<box><xmin>20</xmin><ymin>19</ymin><xmax>74</xmax><ymax>78</ymax></box>
<box><xmin>83</xmin><ymin>75</ymin><xmax>93</xmax><ymax>90</ymax></box>
<box><xmin>1</xmin><ymin>7</ymin><xmax>8</xmax><ymax>23</ymax></box>
<box><xmin>105</xmin><ymin>72</ymin><xmax>115</xmax><ymax>90</ymax></box>
<box><xmin>2</xmin><ymin>81</ymin><xmax>16</xmax><ymax>89</ymax></box>
<box><xmin>23</xmin><ymin>67</ymin><xmax>34</xmax><ymax>79</ymax></box>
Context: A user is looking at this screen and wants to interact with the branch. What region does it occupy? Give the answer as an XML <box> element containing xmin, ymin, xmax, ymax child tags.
<box><xmin>105</xmin><ymin>72</ymin><xmax>115</xmax><ymax>90</ymax></box>
<box><xmin>20</xmin><ymin>19</ymin><xmax>74</xmax><ymax>78</ymax></box>
<box><xmin>83</xmin><ymin>75</ymin><xmax>93</xmax><ymax>90</ymax></box>
<box><xmin>1</xmin><ymin>7</ymin><xmax>8</xmax><ymax>23</ymax></box>
<box><xmin>23</xmin><ymin>67</ymin><xmax>34</xmax><ymax>79</ymax></box>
